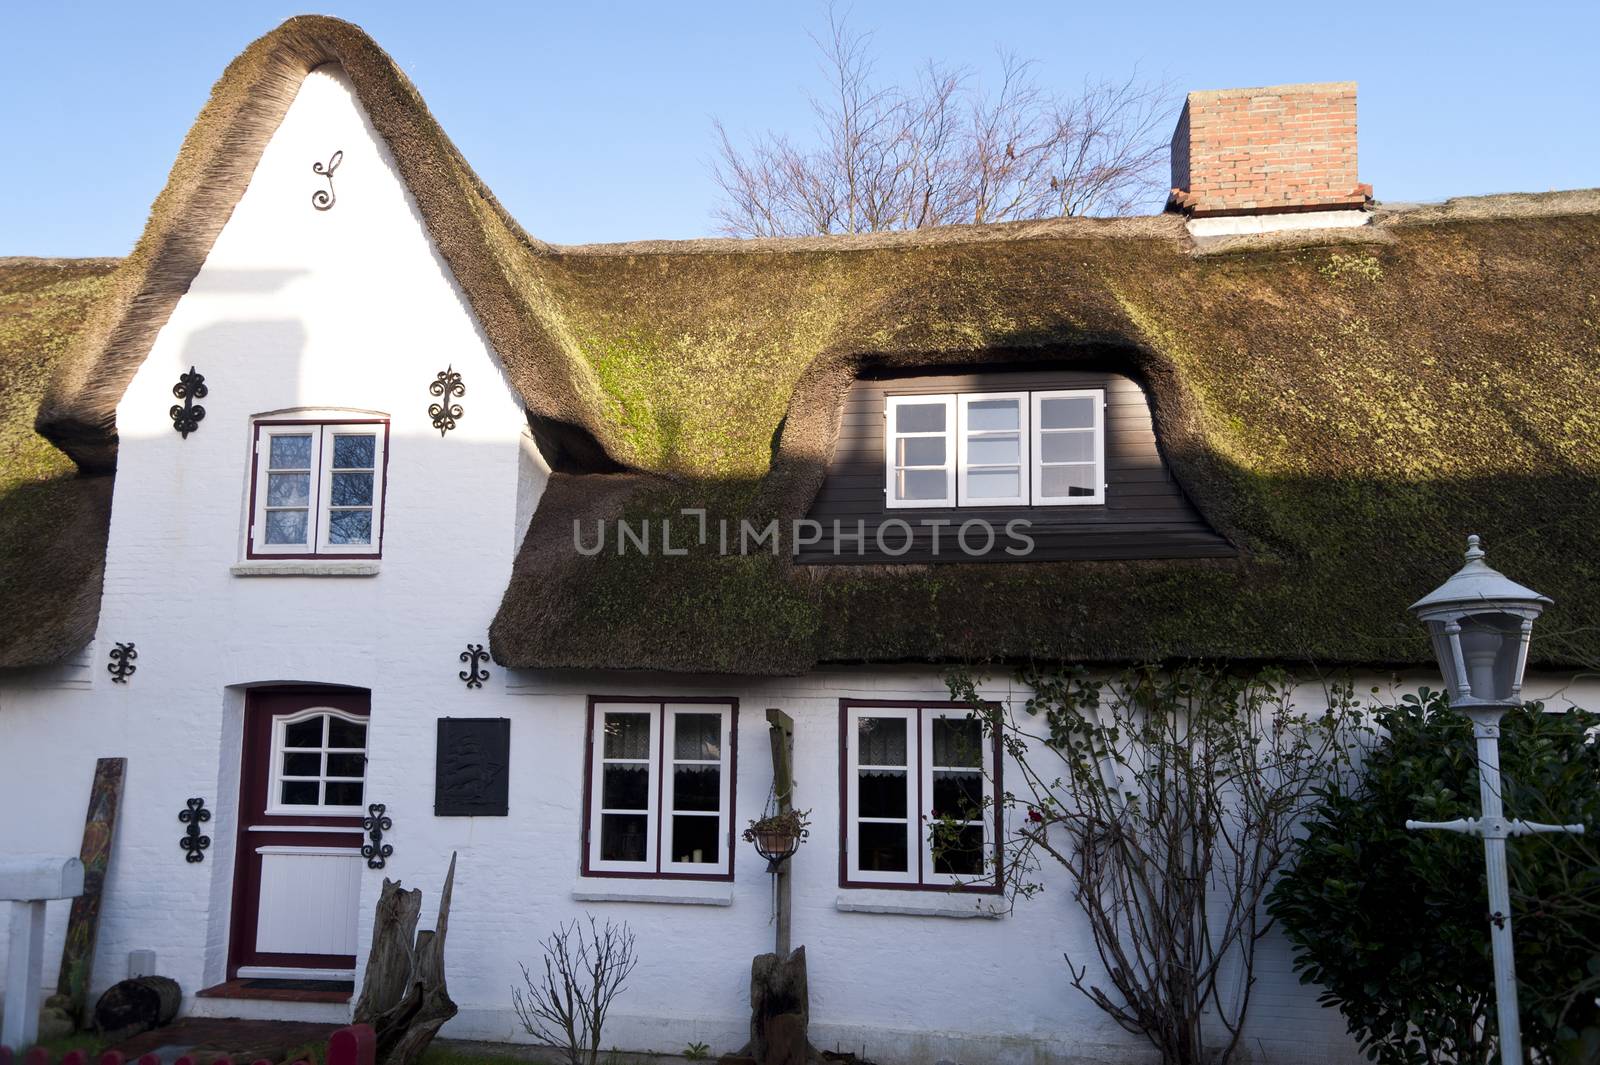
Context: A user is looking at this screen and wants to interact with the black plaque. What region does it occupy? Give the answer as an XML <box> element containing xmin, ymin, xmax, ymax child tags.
<box><xmin>435</xmin><ymin>718</ymin><xmax>510</xmax><ymax>816</ymax></box>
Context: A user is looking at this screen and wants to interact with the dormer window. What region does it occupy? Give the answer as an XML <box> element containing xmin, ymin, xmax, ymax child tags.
<box><xmin>247</xmin><ymin>417</ymin><xmax>389</xmax><ymax>558</ymax></box>
<box><xmin>885</xmin><ymin>388</ymin><xmax>1104</xmax><ymax>508</ymax></box>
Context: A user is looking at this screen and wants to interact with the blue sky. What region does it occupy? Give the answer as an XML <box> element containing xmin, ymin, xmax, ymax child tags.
<box><xmin>3</xmin><ymin>1</ymin><xmax>1596</xmax><ymax>256</ymax></box>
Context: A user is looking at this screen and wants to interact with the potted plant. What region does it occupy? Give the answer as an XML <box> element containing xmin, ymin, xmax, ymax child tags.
<box><xmin>742</xmin><ymin>808</ymin><xmax>811</xmax><ymax>863</ymax></box>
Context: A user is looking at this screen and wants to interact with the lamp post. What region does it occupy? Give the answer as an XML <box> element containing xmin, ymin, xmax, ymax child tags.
<box><xmin>1406</xmin><ymin>534</ymin><xmax>1585</xmax><ymax>1065</ymax></box>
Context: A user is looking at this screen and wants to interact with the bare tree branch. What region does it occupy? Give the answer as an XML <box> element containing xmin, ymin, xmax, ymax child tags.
<box><xmin>712</xmin><ymin>10</ymin><xmax>1175</xmax><ymax>236</ymax></box>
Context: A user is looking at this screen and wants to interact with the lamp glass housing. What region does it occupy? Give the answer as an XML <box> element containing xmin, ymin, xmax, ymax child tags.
<box><xmin>1425</xmin><ymin>611</ymin><xmax>1527</xmax><ymax>706</ymax></box>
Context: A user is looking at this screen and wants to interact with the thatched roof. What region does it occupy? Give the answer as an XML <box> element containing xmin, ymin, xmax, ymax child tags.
<box><xmin>12</xmin><ymin>16</ymin><xmax>1600</xmax><ymax>676</ymax></box>
<box><xmin>0</xmin><ymin>258</ymin><xmax>117</xmax><ymax>669</ymax></box>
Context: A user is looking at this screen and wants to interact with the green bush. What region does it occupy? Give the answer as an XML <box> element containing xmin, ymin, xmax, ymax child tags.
<box><xmin>1268</xmin><ymin>691</ymin><xmax>1600</xmax><ymax>1064</ymax></box>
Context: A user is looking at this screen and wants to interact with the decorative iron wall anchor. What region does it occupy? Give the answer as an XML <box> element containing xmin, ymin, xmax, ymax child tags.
<box><xmin>107</xmin><ymin>642</ymin><xmax>137</xmax><ymax>684</ymax></box>
<box><xmin>169</xmin><ymin>367</ymin><xmax>207</xmax><ymax>437</ymax></box>
<box><xmin>459</xmin><ymin>644</ymin><xmax>490</xmax><ymax>689</ymax></box>
<box><xmin>429</xmin><ymin>367</ymin><xmax>465</xmax><ymax>435</ymax></box>
<box><xmin>362</xmin><ymin>803</ymin><xmax>394</xmax><ymax>869</ymax></box>
<box><xmin>312</xmin><ymin>150</ymin><xmax>343</xmax><ymax>211</ymax></box>
<box><xmin>179</xmin><ymin>797</ymin><xmax>211</xmax><ymax>863</ymax></box>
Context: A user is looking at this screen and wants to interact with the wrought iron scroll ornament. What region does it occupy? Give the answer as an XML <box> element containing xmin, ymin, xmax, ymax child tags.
<box><xmin>169</xmin><ymin>367</ymin><xmax>207</xmax><ymax>438</ymax></box>
<box><xmin>459</xmin><ymin>644</ymin><xmax>490</xmax><ymax>689</ymax></box>
<box><xmin>429</xmin><ymin>367</ymin><xmax>466</xmax><ymax>436</ymax></box>
<box><xmin>179</xmin><ymin>797</ymin><xmax>211</xmax><ymax>863</ymax></box>
<box><xmin>107</xmin><ymin>642</ymin><xmax>137</xmax><ymax>684</ymax></box>
<box><xmin>312</xmin><ymin>150</ymin><xmax>343</xmax><ymax>211</ymax></box>
<box><xmin>362</xmin><ymin>803</ymin><xmax>394</xmax><ymax>869</ymax></box>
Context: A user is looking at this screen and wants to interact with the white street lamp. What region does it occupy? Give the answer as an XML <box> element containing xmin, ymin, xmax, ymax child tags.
<box><xmin>1406</xmin><ymin>534</ymin><xmax>1585</xmax><ymax>1065</ymax></box>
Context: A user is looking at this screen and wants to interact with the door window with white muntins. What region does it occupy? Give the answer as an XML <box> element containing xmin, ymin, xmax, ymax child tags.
<box><xmin>248</xmin><ymin>418</ymin><xmax>388</xmax><ymax>558</ymax></box>
<box><xmin>266</xmin><ymin>708</ymin><xmax>369</xmax><ymax>815</ymax></box>
<box><xmin>585</xmin><ymin>700</ymin><xmax>736</xmax><ymax>879</ymax></box>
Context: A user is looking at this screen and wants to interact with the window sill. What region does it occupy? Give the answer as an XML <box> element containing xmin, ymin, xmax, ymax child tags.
<box><xmin>571</xmin><ymin>878</ymin><xmax>734</xmax><ymax>907</ymax></box>
<box><xmin>231</xmin><ymin>560</ymin><xmax>381</xmax><ymax>577</ymax></box>
<box><xmin>835</xmin><ymin>889</ymin><xmax>1005</xmax><ymax>919</ymax></box>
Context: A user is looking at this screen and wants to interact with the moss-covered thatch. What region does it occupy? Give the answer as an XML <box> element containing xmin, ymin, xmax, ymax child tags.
<box><xmin>18</xmin><ymin>15</ymin><xmax>1600</xmax><ymax>676</ymax></box>
<box><xmin>0</xmin><ymin>258</ymin><xmax>117</xmax><ymax>669</ymax></box>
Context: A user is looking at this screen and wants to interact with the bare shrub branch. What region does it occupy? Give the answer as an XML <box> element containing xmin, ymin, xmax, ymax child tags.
<box><xmin>511</xmin><ymin>917</ymin><xmax>640</xmax><ymax>1065</ymax></box>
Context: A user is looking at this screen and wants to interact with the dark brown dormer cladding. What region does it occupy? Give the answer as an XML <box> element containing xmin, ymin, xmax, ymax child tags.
<box><xmin>799</xmin><ymin>369</ymin><xmax>1232</xmax><ymax>565</ymax></box>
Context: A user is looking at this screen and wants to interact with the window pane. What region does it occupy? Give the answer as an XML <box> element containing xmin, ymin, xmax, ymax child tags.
<box><xmin>603</xmin><ymin>713</ymin><xmax>651</xmax><ymax>759</ymax></box>
<box><xmin>332</xmin><ymin>434</ymin><xmax>376</xmax><ymax>469</ymax></box>
<box><xmin>967</xmin><ymin>434</ymin><xmax>1019</xmax><ymax>465</ymax></box>
<box><xmin>324</xmin><ymin>781</ymin><xmax>364</xmax><ymax>807</ymax></box>
<box><xmin>673</xmin><ymin>713</ymin><xmax>721</xmax><ymax>760</ymax></box>
<box><xmin>601</xmin><ymin>765</ymin><xmax>650</xmax><ymax>810</ymax></box>
<box><xmin>673</xmin><ymin>766</ymin><xmax>720</xmax><ymax>811</ymax></box>
<box><xmin>966</xmin><ymin>399</ymin><xmax>1020</xmax><ymax>431</ymax></box>
<box><xmin>1040</xmin><ymin>431</ymin><xmax>1095</xmax><ymax>463</ymax></box>
<box><xmin>859</xmin><ymin>769</ymin><xmax>907</xmax><ymax>818</ymax></box>
<box><xmin>1039</xmin><ymin>396</ymin><xmax>1095</xmax><ymax>430</ymax></box>
<box><xmin>671</xmin><ymin>816</ymin><xmax>719</xmax><ymax>864</ymax></box>
<box><xmin>859</xmin><ymin>822</ymin><xmax>909</xmax><ymax>872</ymax></box>
<box><xmin>284</xmin><ymin>716</ymin><xmax>324</xmax><ymax>748</ymax></box>
<box><xmin>600</xmin><ymin>814</ymin><xmax>648</xmax><ymax>862</ymax></box>
<box><xmin>932</xmin><ymin>716</ymin><xmax>983</xmax><ymax>768</ymax></box>
<box><xmin>269</xmin><ymin>434</ymin><xmax>313</xmax><ymax>469</ymax></box>
<box><xmin>282</xmin><ymin>751</ymin><xmax>320</xmax><ymax>777</ymax></box>
<box><xmin>267</xmin><ymin>471</ymin><xmax>310</xmax><ymax>506</ymax></box>
<box><xmin>328</xmin><ymin>509</ymin><xmax>373</xmax><ymax>545</ymax></box>
<box><xmin>896</xmin><ymin>469</ymin><xmax>947</xmax><ymax>501</ymax></box>
<box><xmin>857</xmin><ymin>717</ymin><xmax>907</xmax><ymax>765</ymax></box>
<box><xmin>894</xmin><ymin>402</ymin><xmax>946</xmax><ymax>434</ymax></box>
<box><xmin>933</xmin><ymin>770</ymin><xmax>984</xmax><ymax>818</ymax></box>
<box><xmin>966</xmin><ymin>468</ymin><xmax>1021</xmax><ymax>498</ymax></box>
<box><xmin>331</xmin><ymin>471</ymin><xmax>374</xmax><ymax>506</ymax></box>
<box><xmin>894</xmin><ymin>436</ymin><xmax>946</xmax><ymax>467</ymax></box>
<box><xmin>1042</xmin><ymin>465</ymin><xmax>1098</xmax><ymax>498</ymax></box>
<box><xmin>265</xmin><ymin>510</ymin><xmax>309</xmax><ymax>545</ymax></box>
<box><xmin>280</xmin><ymin>780</ymin><xmax>319</xmax><ymax>806</ymax></box>
<box><xmin>932</xmin><ymin>823</ymin><xmax>986</xmax><ymax>876</ymax></box>
<box><xmin>328</xmin><ymin>717</ymin><xmax>366</xmax><ymax>749</ymax></box>
<box><xmin>327</xmin><ymin>752</ymin><xmax>366</xmax><ymax>778</ymax></box>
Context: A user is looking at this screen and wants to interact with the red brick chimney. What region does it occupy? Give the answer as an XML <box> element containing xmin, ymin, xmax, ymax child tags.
<box><xmin>1168</xmin><ymin>82</ymin><xmax>1372</xmax><ymax>225</ymax></box>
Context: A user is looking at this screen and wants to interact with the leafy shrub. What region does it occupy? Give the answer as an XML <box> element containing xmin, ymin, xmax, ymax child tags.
<box><xmin>1268</xmin><ymin>691</ymin><xmax>1600</xmax><ymax>1064</ymax></box>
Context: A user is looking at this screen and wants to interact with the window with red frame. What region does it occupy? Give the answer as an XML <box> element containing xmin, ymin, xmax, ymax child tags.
<box><xmin>583</xmin><ymin>699</ymin><xmax>737</xmax><ymax>880</ymax></box>
<box><xmin>841</xmin><ymin>701</ymin><xmax>1000</xmax><ymax>890</ymax></box>
<box><xmin>247</xmin><ymin>419</ymin><xmax>389</xmax><ymax>559</ymax></box>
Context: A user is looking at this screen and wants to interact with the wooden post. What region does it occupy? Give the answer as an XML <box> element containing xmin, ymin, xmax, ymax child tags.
<box><xmin>55</xmin><ymin>757</ymin><xmax>126</xmax><ymax>1026</ymax></box>
<box><xmin>765</xmin><ymin>709</ymin><xmax>795</xmax><ymax>958</ymax></box>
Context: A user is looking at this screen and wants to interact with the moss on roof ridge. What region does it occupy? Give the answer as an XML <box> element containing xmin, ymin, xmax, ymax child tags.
<box><xmin>0</xmin><ymin>259</ymin><xmax>118</xmax><ymax>669</ymax></box>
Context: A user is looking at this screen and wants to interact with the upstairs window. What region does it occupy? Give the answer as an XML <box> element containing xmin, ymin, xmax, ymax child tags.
<box><xmin>884</xmin><ymin>388</ymin><xmax>1103</xmax><ymax>508</ymax></box>
<box><xmin>247</xmin><ymin>418</ymin><xmax>389</xmax><ymax>558</ymax></box>
<box><xmin>584</xmin><ymin>699</ymin><xmax>737</xmax><ymax>880</ymax></box>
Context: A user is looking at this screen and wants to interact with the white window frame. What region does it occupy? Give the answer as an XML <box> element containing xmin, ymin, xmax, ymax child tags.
<box><xmin>957</xmin><ymin>392</ymin><xmax>1030</xmax><ymax>507</ymax></box>
<box><xmin>1030</xmin><ymin>389</ymin><xmax>1106</xmax><ymax>506</ymax></box>
<box><xmin>585</xmin><ymin>701</ymin><xmax>735</xmax><ymax>879</ymax></box>
<box><xmin>919</xmin><ymin>708</ymin><xmax>997</xmax><ymax>886</ymax></box>
<box><xmin>265</xmin><ymin>706</ymin><xmax>370</xmax><ymax>816</ymax></box>
<box><xmin>247</xmin><ymin>419</ymin><xmax>388</xmax><ymax>559</ymax></box>
<box><xmin>844</xmin><ymin>703</ymin><xmax>999</xmax><ymax>889</ymax></box>
<box><xmin>884</xmin><ymin>394</ymin><xmax>956</xmax><ymax>509</ymax></box>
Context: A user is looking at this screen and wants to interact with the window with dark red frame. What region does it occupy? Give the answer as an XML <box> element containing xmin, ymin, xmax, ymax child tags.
<box><xmin>840</xmin><ymin>700</ymin><xmax>1001</xmax><ymax>891</ymax></box>
<box><xmin>246</xmin><ymin>418</ymin><xmax>390</xmax><ymax>559</ymax></box>
<box><xmin>582</xmin><ymin>698</ymin><xmax>738</xmax><ymax>880</ymax></box>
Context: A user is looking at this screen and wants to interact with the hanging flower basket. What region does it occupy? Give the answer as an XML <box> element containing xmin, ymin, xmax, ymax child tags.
<box><xmin>743</xmin><ymin>808</ymin><xmax>811</xmax><ymax>865</ymax></box>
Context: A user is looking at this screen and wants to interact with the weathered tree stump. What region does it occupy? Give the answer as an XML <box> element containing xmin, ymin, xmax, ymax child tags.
<box><xmin>747</xmin><ymin>947</ymin><xmax>814</xmax><ymax>1065</ymax></box>
<box><xmin>91</xmin><ymin>975</ymin><xmax>180</xmax><ymax>1039</ymax></box>
<box><xmin>352</xmin><ymin>853</ymin><xmax>458</xmax><ymax>1065</ymax></box>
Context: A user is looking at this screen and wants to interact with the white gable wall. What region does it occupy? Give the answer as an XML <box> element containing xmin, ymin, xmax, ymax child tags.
<box><xmin>0</xmin><ymin>65</ymin><xmax>538</xmax><ymax>1017</ymax></box>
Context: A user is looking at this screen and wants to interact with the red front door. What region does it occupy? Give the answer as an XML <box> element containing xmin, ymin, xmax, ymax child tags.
<box><xmin>229</xmin><ymin>688</ymin><xmax>370</xmax><ymax>980</ymax></box>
